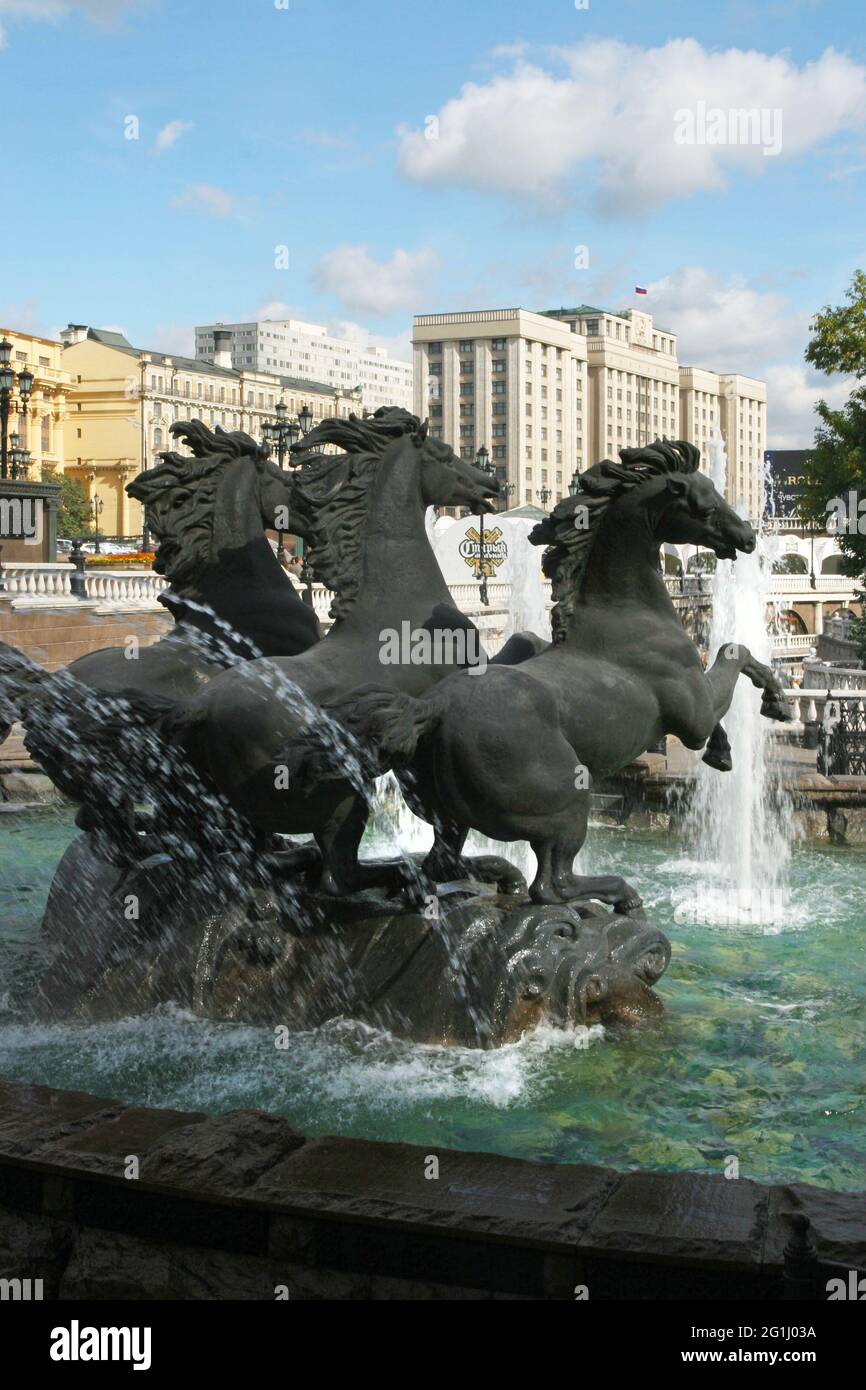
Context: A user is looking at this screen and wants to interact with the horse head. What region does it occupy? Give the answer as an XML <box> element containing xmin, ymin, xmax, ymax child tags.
<box><xmin>128</xmin><ymin>420</ymin><xmax>294</xmax><ymax>592</ymax></box>
<box><xmin>417</xmin><ymin>432</ymin><xmax>500</xmax><ymax>512</ymax></box>
<box><xmin>650</xmin><ymin>452</ymin><xmax>756</xmax><ymax>560</ymax></box>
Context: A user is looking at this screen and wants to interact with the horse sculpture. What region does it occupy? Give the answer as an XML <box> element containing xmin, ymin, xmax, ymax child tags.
<box><xmin>127</xmin><ymin>408</ymin><xmax>500</xmax><ymax>893</ymax></box>
<box><xmin>69</xmin><ymin>419</ymin><xmax>321</xmax><ymax>698</ymax></box>
<box><xmin>323</xmin><ymin>440</ymin><xmax>792</xmax><ymax>908</ymax></box>
<box><xmin>0</xmin><ymin>409</ymin><xmax>500</xmax><ymax>891</ymax></box>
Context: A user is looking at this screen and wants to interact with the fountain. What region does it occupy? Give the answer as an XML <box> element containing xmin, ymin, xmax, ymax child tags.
<box><xmin>678</xmin><ymin>432</ymin><xmax>793</xmax><ymax>928</ymax></box>
<box><xmin>0</xmin><ymin>424</ymin><xmax>799</xmax><ymax>1052</ymax></box>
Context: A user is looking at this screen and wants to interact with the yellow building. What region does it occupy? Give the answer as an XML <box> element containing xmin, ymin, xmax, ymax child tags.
<box><xmin>61</xmin><ymin>325</ymin><xmax>363</xmax><ymax>538</ymax></box>
<box><xmin>0</xmin><ymin>326</ymin><xmax>69</xmax><ymax>480</ymax></box>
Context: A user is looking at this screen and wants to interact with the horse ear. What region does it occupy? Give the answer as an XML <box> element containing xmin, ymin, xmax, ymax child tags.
<box><xmin>415</xmin><ymin>419</ymin><xmax>429</xmax><ymax>445</ymax></box>
<box><xmin>667</xmin><ymin>476</ymin><xmax>688</xmax><ymax>497</ymax></box>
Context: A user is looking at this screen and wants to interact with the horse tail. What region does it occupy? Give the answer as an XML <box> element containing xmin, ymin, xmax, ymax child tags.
<box><xmin>285</xmin><ymin>684</ymin><xmax>439</xmax><ymax>794</ymax></box>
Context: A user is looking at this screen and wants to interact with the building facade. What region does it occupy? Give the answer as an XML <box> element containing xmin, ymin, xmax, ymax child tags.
<box><xmin>195</xmin><ymin>319</ymin><xmax>413</xmax><ymax>414</ymax></box>
<box><xmin>61</xmin><ymin>325</ymin><xmax>362</xmax><ymax>538</ymax></box>
<box><xmin>412</xmin><ymin>309</ymin><xmax>589</xmax><ymax>508</ymax></box>
<box><xmin>412</xmin><ymin>304</ymin><xmax>768</xmax><ymax>518</ymax></box>
<box><xmin>0</xmin><ymin>326</ymin><xmax>69</xmax><ymax>482</ymax></box>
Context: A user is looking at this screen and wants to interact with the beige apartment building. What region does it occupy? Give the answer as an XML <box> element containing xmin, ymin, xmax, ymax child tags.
<box><xmin>61</xmin><ymin>325</ymin><xmax>362</xmax><ymax>537</ymax></box>
<box><xmin>413</xmin><ymin>304</ymin><xmax>768</xmax><ymax>519</ymax></box>
<box><xmin>413</xmin><ymin>309</ymin><xmax>589</xmax><ymax>508</ymax></box>
<box><xmin>0</xmin><ymin>326</ymin><xmax>69</xmax><ymax>480</ymax></box>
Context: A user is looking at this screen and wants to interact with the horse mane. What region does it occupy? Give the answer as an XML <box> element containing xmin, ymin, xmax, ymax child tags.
<box><xmin>289</xmin><ymin>407</ymin><xmax>429</xmax><ymax>622</ymax></box>
<box><xmin>127</xmin><ymin>421</ymin><xmax>270</xmax><ymax>590</ymax></box>
<box><xmin>530</xmin><ymin>438</ymin><xmax>701</xmax><ymax>644</ymax></box>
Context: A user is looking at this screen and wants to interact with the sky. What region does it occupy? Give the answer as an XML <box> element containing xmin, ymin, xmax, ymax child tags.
<box><xmin>1</xmin><ymin>0</ymin><xmax>865</xmax><ymax>445</ymax></box>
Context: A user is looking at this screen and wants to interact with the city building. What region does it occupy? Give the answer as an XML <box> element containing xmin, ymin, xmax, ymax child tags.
<box><xmin>412</xmin><ymin>309</ymin><xmax>589</xmax><ymax>508</ymax></box>
<box><xmin>195</xmin><ymin>319</ymin><xmax>413</xmax><ymax>414</ymax></box>
<box><xmin>61</xmin><ymin>325</ymin><xmax>362</xmax><ymax>538</ymax></box>
<box><xmin>0</xmin><ymin>326</ymin><xmax>69</xmax><ymax>481</ymax></box>
<box><xmin>412</xmin><ymin>303</ymin><xmax>768</xmax><ymax>517</ymax></box>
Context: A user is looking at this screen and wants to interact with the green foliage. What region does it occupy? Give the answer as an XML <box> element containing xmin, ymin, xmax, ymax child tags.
<box><xmin>41</xmin><ymin>466</ymin><xmax>95</xmax><ymax>540</ymax></box>
<box><xmin>800</xmin><ymin>275</ymin><xmax>866</xmax><ymax>620</ymax></box>
<box><xmin>805</xmin><ymin>270</ymin><xmax>866</xmax><ymax>379</ymax></box>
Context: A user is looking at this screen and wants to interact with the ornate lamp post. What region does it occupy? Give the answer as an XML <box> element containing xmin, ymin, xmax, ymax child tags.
<box><xmin>263</xmin><ymin>400</ymin><xmax>316</xmax><ymax>604</ymax></box>
<box><xmin>475</xmin><ymin>445</ymin><xmax>496</xmax><ymax>607</ymax></box>
<box><xmin>568</xmin><ymin>471</ymin><xmax>581</xmax><ymax>498</ymax></box>
<box><xmin>0</xmin><ymin>339</ymin><xmax>34</xmax><ymax>481</ymax></box>
<box><xmin>90</xmin><ymin>495</ymin><xmax>104</xmax><ymax>553</ymax></box>
<box><xmin>8</xmin><ymin>432</ymin><xmax>31</xmax><ymax>480</ymax></box>
<box><xmin>536</xmin><ymin>485</ymin><xmax>553</xmax><ymax>510</ymax></box>
<box><xmin>263</xmin><ymin>400</ymin><xmax>302</xmax><ymax>561</ymax></box>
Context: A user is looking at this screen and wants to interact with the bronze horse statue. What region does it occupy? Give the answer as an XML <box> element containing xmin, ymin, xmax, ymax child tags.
<box><xmin>0</xmin><ymin>410</ymin><xmax>500</xmax><ymax>888</ymax></box>
<box><xmin>70</xmin><ymin>419</ymin><xmax>322</xmax><ymax>697</ymax></box>
<box><xmin>323</xmin><ymin>441</ymin><xmax>792</xmax><ymax>909</ymax></box>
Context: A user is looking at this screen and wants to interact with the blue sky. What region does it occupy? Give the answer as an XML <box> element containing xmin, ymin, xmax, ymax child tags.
<box><xmin>1</xmin><ymin>0</ymin><xmax>865</xmax><ymax>443</ymax></box>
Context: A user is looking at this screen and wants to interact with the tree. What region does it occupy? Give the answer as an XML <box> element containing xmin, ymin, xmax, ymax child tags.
<box><xmin>806</xmin><ymin>270</ymin><xmax>866</xmax><ymax>379</ymax></box>
<box><xmin>801</xmin><ymin>273</ymin><xmax>866</xmax><ymax>660</ymax></box>
<box><xmin>41</xmin><ymin>466</ymin><xmax>95</xmax><ymax>539</ymax></box>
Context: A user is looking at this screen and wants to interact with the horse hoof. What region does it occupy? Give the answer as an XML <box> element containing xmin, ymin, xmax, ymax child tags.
<box><xmin>702</xmin><ymin>747</ymin><xmax>733</xmax><ymax>772</ymax></box>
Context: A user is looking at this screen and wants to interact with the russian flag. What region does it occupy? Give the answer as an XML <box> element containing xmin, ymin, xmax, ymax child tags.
<box><xmin>634</xmin><ymin>285</ymin><xmax>648</xmax><ymax>295</ymax></box>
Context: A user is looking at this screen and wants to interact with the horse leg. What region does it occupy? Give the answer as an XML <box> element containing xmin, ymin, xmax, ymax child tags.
<box><xmin>314</xmin><ymin>792</ymin><xmax>368</xmax><ymax>896</ymax></box>
<box><xmin>702</xmin><ymin>722</ymin><xmax>732</xmax><ymax>772</ymax></box>
<box><xmin>705</xmin><ymin>643</ymin><xmax>791</xmax><ymax>725</ymax></box>
<box><xmin>552</xmin><ymin>840</ymin><xmax>644</xmax><ymax>914</ymax></box>
<box><xmin>423</xmin><ymin>817</ymin><xmax>470</xmax><ymax>884</ymax></box>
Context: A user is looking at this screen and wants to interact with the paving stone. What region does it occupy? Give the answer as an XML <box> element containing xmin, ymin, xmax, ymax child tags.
<box><xmin>578</xmin><ymin>1170</ymin><xmax>768</xmax><ymax>1270</ymax></box>
<box><xmin>764</xmin><ymin>1183</ymin><xmax>866</xmax><ymax>1273</ymax></box>
<box><xmin>256</xmin><ymin>1134</ymin><xmax>617</xmax><ymax>1246</ymax></box>
<box><xmin>59</xmin><ymin>1226</ymin><xmax>286</xmax><ymax>1301</ymax></box>
<box><xmin>38</xmin><ymin>1105</ymin><xmax>206</xmax><ymax>1180</ymax></box>
<box><xmin>140</xmin><ymin>1109</ymin><xmax>306</xmax><ymax>1196</ymax></box>
<box><xmin>0</xmin><ymin>1079</ymin><xmax>121</xmax><ymax>1157</ymax></box>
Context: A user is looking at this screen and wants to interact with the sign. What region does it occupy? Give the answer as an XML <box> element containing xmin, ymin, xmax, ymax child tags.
<box><xmin>458</xmin><ymin>524</ymin><xmax>507</xmax><ymax>580</ymax></box>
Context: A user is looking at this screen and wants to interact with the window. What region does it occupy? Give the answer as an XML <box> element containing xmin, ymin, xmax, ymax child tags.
<box><xmin>491</xmin><ymin>338</ymin><xmax>506</xmax><ymax>351</ymax></box>
<box><xmin>491</xmin><ymin>360</ymin><xmax>506</xmax><ymax>373</ymax></box>
<box><xmin>492</xmin><ymin>382</ymin><xmax>506</xmax><ymax>395</ymax></box>
<box><xmin>460</xmin><ymin>360</ymin><xmax>474</xmax><ymax>374</ymax></box>
<box><xmin>458</xmin><ymin>340</ymin><xmax>474</xmax><ymax>353</ymax></box>
<box><xmin>41</xmin><ymin>416</ymin><xmax>51</xmax><ymax>453</ymax></box>
<box><xmin>492</xmin><ymin>446</ymin><xmax>506</xmax><ymax>460</ymax></box>
<box><xmin>428</xmin><ymin>342</ymin><xmax>442</xmax><ymax>354</ymax></box>
<box><xmin>459</xmin><ymin>383</ymin><xmax>474</xmax><ymax>396</ymax></box>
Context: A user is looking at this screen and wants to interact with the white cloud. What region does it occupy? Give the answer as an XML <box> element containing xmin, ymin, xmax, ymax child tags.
<box><xmin>0</xmin><ymin>0</ymin><xmax>147</xmax><ymax>23</ymax></box>
<box><xmin>764</xmin><ymin>363</ymin><xmax>854</xmax><ymax>449</ymax></box>
<box><xmin>148</xmin><ymin>323</ymin><xmax>196</xmax><ymax>357</ymax></box>
<box><xmin>398</xmin><ymin>38</ymin><xmax>866</xmax><ymax>215</ymax></box>
<box><xmin>171</xmin><ymin>183</ymin><xmax>242</xmax><ymax>219</ymax></box>
<box><xmin>643</xmin><ymin>265</ymin><xmax>807</xmax><ymax>375</ymax></box>
<box><xmin>327</xmin><ymin>319</ymin><xmax>412</xmax><ymax>363</ymax></box>
<box><xmin>154</xmin><ymin>119</ymin><xmax>192</xmax><ymax>153</ymax></box>
<box><xmin>313</xmin><ymin>244</ymin><xmax>439</xmax><ymax>316</ymax></box>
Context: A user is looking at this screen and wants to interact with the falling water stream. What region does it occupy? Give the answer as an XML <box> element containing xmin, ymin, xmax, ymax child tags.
<box><xmin>677</xmin><ymin>432</ymin><xmax>793</xmax><ymax>928</ymax></box>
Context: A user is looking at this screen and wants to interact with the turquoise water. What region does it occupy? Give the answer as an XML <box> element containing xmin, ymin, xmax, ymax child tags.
<box><xmin>0</xmin><ymin>808</ymin><xmax>864</xmax><ymax>1190</ymax></box>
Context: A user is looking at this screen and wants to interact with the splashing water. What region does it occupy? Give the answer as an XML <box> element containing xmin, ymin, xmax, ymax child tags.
<box><xmin>679</xmin><ymin>432</ymin><xmax>793</xmax><ymax>929</ymax></box>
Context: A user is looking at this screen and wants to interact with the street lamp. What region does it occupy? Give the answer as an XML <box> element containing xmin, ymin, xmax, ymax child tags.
<box><xmin>0</xmin><ymin>339</ymin><xmax>34</xmax><ymax>481</ymax></box>
<box><xmin>298</xmin><ymin>402</ymin><xmax>313</xmax><ymax>437</ymax></box>
<box><xmin>90</xmin><ymin>495</ymin><xmax>104</xmax><ymax>553</ymax></box>
<box><xmin>498</xmin><ymin>479</ymin><xmax>516</xmax><ymax>508</ymax></box>
<box><xmin>8</xmin><ymin>432</ymin><xmax>30</xmax><ymax>480</ymax></box>
<box><xmin>537</xmin><ymin>486</ymin><xmax>553</xmax><ymax>509</ymax></box>
<box><xmin>474</xmin><ymin>444</ymin><xmax>496</xmax><ymax>607</ymax></box>
<box><xmin>568</xmin><ymin>471</ymin><xmax>581</xmax><ymax>498</ymax></box>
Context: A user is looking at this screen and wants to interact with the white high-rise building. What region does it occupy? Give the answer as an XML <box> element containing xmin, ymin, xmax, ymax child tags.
<box><xmin>195</xmin><ymin>319</ymin><xmax>413</xmax><ymax>414</ymax></box>
<box><xmin>413</xmin><ymin>303</ymin><xmax>767</xmax><ymax>516</ymax></box>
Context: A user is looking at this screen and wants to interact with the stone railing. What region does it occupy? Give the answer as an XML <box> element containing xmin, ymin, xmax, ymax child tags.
<box><xmin>779</xmin><ymin>688</ymin><xmax>866</xmax><ymax>735</ymax></box>
<box><xmin>802</xmin><ymin>663</ymin><xmax>866</xmax><ymax>692</ymax></box>
<box><xmin>1</xmin><ymin>562</ymin><xmax>168</xmax><ymax>607</ymax></box>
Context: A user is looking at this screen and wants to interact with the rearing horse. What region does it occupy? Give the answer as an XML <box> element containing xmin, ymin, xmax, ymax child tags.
<box><xmin>328</xmin><ymin>440</ymin><xmax>791</xmax><ymax>908</ymax></box>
